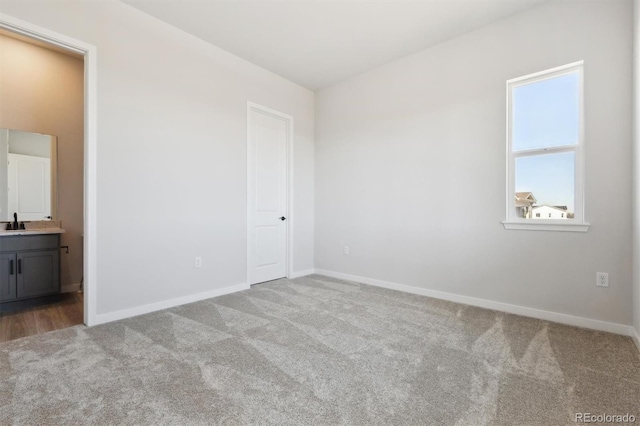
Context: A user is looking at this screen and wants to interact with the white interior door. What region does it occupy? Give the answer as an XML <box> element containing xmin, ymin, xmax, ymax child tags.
<box><xmin>7</xmin><ymin>153</ymin><xmax>51</xmax><ymax>221</ymax></box>
<box><xmin>247</xmin><ymin>103</ymin><xmax>291</xmax><ymax>285</ymax></box>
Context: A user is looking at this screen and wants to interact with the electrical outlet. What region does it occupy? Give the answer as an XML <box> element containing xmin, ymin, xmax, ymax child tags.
<box><xmin>195</xmin><ymin>257</ymin><xmax>202</xmax><ymax>268</ymax></box>
<box><xmin>343</xmin><ymin>246</ymin><xmax>349</xmax><ymax>255</ymax></box>
<box><xmin>596</xmin><ymin>272</ymin><xmax>608</xmax><ymax>287</ymax></box>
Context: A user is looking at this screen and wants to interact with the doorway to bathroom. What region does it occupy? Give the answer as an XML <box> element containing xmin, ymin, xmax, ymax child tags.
<box><xmin>0</xmin><ymin>14</ymin><xmax>98</xmax><ymax>338</ymax></box>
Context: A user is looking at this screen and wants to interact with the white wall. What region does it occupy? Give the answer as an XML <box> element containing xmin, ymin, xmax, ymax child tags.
<box><xmin>633</xmin><ymin>0</ymin><xmax>640</xmax><ymax>342</ymax></box>
<box><xmin>0</xmin><ymin>0</ymin><xmax>314</xmax><ymax>317</ymax></box>
<box><xmin>316</xmin><ymin>0</ymin><xmax>633</xmax><ymax>325</ymax></box>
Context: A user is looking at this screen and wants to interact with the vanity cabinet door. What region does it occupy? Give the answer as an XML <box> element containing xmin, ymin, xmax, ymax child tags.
<box><xmin>16</xmin><ymin>250</ymin><xmax>60</xmax><ymax>298</ymax></box>
<box><xmin>0</xmin><ymin>253</ymin><xmax>17</xmax><ymax>302</ymax></box>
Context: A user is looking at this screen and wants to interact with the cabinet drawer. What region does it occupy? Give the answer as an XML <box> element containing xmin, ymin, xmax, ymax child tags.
<box><xmin>0</xmin><ymin>235</ymin><xmax>60</xmax><ymax>252</ymax></box>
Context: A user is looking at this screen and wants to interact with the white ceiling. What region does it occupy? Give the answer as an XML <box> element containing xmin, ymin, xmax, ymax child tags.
<box><xmin>121</xmin><ymin>0</ymin><xmax>549</xmax><ymax>90</ymax></box>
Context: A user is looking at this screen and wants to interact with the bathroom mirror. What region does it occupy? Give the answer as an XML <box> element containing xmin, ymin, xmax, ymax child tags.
<box><xmin>0</xmin><ymin>129</ymin><xmax>58</xmax><ymax>222</ymax></box>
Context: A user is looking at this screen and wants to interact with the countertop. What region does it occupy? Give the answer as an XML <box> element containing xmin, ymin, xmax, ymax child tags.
<box><xmin>0</xmin><ymin>228</ymin><xmax>65</xmax><ymax>237</ymax></box>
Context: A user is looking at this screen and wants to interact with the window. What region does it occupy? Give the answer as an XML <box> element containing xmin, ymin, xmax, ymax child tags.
<box><xmin>503</xmin><ymin>61</ymin><xmax>588</xmax><ymax>232</ymax></box>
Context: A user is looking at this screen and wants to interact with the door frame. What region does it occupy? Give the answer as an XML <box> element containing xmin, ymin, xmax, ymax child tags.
<box><xmin>246</xmin><ymin>101</ymin><xmax>294</xmax><ymax>284</ymax></box>
<box><xmin>0</xmin><ymin>13</ymin><xmax>98</xmax><ymax>326</ymax></box>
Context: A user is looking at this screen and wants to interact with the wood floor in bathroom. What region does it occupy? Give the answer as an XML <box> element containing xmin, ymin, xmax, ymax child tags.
<box><xmin>0</xmin><ymin>292</ymin><xmax>83</xmax><ymax>343</ymax></box>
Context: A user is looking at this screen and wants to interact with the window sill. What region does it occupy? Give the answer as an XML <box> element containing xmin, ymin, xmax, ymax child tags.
<box><xmin>502</xmin><ymin>221</ymin><xmax>590</xmax><ymax>232</ymax></box>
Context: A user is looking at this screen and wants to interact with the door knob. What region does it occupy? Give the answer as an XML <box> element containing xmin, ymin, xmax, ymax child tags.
<box><xmin>280</xmin><ymin>216</ymin><xmax>286</xmax><ymax>221</ymax></box>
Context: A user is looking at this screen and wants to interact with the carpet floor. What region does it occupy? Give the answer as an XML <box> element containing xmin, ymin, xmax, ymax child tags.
<box><xmin>1</xmin><ymin>274</ymin><xmax>639</xmax><ymax>425</ymax></box>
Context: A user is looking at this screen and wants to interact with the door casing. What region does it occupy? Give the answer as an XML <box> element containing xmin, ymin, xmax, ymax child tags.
<box><xmin>247</xmin><ymin>102</ymin><xmax>294</xmax><ymax>285</ymax></box>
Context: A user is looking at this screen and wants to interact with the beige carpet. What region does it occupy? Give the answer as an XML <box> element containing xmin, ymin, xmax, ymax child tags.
<box><xmin>1</xmin><ymin>274</ymin><xmax>639</xmax><ymax>425</ymax></box>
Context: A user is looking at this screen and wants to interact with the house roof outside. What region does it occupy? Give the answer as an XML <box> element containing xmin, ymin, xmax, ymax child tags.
<box><xmin>515</xmin><ymin>191</ymin><xmax>537</xmax><ymax>206</ymax></box>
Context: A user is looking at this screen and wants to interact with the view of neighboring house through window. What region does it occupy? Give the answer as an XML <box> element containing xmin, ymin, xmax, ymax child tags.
<box><xmin>506</xmin><ymin>61</ymin><xmax>584</xmax><ymax>227</ymax></box>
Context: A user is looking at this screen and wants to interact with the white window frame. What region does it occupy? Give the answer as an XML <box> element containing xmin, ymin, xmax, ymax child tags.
<box><xmin>503</xmin><ymin>61</ymin><xmax>589</xmax><ymax>232</ymax></box>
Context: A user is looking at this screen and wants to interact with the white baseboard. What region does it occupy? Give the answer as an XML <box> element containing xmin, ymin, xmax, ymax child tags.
<box><xmin>314</xmin><ymin>269</ymin><xmax>636</xmax><ymax>338</ymax></box>
<box><xmin>86</xmin><ymin>268</ymin><xmax>640</xmax><ymax>353</ymax></box>
<box><xmin>91</xmin><ymin>283</ymin><xmax>250</xmax><ymax>326</ymax></box>
<box><xmin>289</xmin><ymin>269</ymin><xmax>315</xmax><ymax>279</ymax></box>
<box><xmin>631</xmin><ymin>327</ymin><xmax>640</xmax><ymax>352</ymax></box>
<box><xmin>61</xmin><ymin>283</ymin><xmax>82</xmax><ymax>293</ymax></box>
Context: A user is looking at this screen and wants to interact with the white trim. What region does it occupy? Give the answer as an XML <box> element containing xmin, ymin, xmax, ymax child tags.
<box><xmin>512</xmin><ymin>144</ymin><xmax>578</xmax><ymax>158</ymax></box>
<box><xmin>246</xmin><ymin>102</ymin><xmax>294</xmax><ymax>284</ymax></box>
<box><xmin>634</xmin><ymin>0</ymin><xmax>640</xmax><ymax>356</ymax></box>
<box><xmin>61</xmin><ymin>283</ymin><xmax>82</xmax><ymax>293</ymax></box>
<box><xmin>92</xmin><ymin>283</ymin><xmax>250</xmax><ymax>326</ymax></box>
<box><xmin>286</xmin><ymin>108</ymin><xmax>294</xmax><ymax>280</ymax></box>
<box><xmin>502</xmin><ymin>221</ymin><xmax>590</xmax><ymax>232</ymax></box>
<box><xmin>0</xmin><ymin>14</ymin><xmax>98</xmax><ymax>327</ymax></box>
<box><xmin>0</xmin><ymin>19</ymin><xmax>84</xmax><ymax>55</ymax></box>
<box><xmin>289</xmin><ymin>269</ymin><xmax>315</xmax><ymax>279</ymax></box>
<box><xmin>631</xmin><ymin>328</ymin><xmax>640</xmax><ymax>353</ymax></box>
<box><xmin>314</xmin><ymin>269</ymin><xmax>634</xmax><ymax>337</ymax></box>
<box><xmin>507</xmin><ymin>60</ymin><xmax>585</xmax><ymax>85</ymax></box>
<box><xmin>505</xmin><ymin>61</ymin><xmax>586</xmax><ymax>230</ymax></box>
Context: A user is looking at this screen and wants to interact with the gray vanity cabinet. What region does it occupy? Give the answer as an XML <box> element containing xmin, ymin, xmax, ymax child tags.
<box><xmin>0</xmin><ymin>234</ymin><xmax>61</xmax><ymax>304</ymax></box>
<box><xmin>0</xmin><ymin>253</ymin><xmax>17</xmax><ymax>300</ymax></box>
<box><xmin>16</xmin><ymin>250</ymin><xmax>60</xmax><ymax>298</ymax></box>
